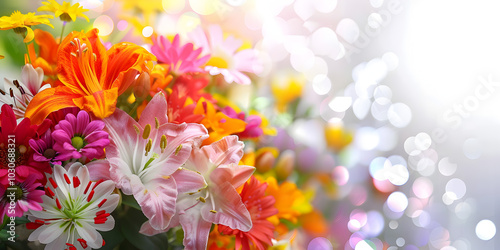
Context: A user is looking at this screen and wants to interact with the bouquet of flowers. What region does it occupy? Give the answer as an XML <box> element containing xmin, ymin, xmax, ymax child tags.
<box><xmin>0</xmin><ymin>1</ymin><xmax>346</xmax><ymax>249</ymax></box>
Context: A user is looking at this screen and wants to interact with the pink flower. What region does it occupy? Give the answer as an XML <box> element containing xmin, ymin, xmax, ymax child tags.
<box><xmin>101</xmin><ymin>93</ymin><xmax>208</xmax><ymax>231</ymax></box>
<box><xmin>0</xmin><ymin>174</ymin><xmax>44</xmax><ymax>223</ymax></box>
<box><xmin>0</xmin><ymin>64</ymin><xmax>50</xmax><ymax>121</ymax></box>
<box><xmin>140</xmin><ymin>135</ymin><xmax>255</xmax><ymax>250</ymax></box>
<box><xmin>29</xmin><ymin>129</ymin><xmax>61</xmax><ymax>165</ymax></box>
<box><xmin>52</xmin><ymin>110</ymin><xmax>110</xmax><ymax>161</ymax></box>
<box><xmin>221</xmin><ymin>106</ymin><xmax>263</xmax><ymax>139</ymax></box>
<box><xmin>189</xmin><ymin>25</ymin><xmax>263</xmax><ymax>85</ymax></box>
<box><xmin>0</xmin><ymin>104</ymin><xmax>51</xmax><ymax>186</ymax></box>
<box><xmin>151</xmin><ymin>34</ymin><xmax>210</xmax><ymax>75</ymax></box>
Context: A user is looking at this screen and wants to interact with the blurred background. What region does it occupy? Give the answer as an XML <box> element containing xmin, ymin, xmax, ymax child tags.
<box><xmin>2</xmin><ymin>0</ymin><xmax>500</xmax><ymax>249</ymax></box>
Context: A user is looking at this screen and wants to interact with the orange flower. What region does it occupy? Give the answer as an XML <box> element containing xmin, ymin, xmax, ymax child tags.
<box><xmin>26</xmin><ymin>29</ymin><xmax>60</xmax><ymax>84</ymax></box>
<box><xmin>193</xmin><ymin>97</ymin><xmax>246</xmax><ymax>145</ymax></box>
<box><xmin>265</xmin><ymin>177</ymin><xmax>313</xmax><ymax>235</ymax></box>
<box><xmin>25</xmin><ymin>29</ymin><xmax>155</xmax><ymax>124</ymax></box>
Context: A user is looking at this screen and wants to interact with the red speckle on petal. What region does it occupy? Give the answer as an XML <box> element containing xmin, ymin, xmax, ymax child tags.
<box><xmin>73</xmin><ymin>176</ymin><xmax>80</xmax><ymax>188</ymax></box>
<box><xmin>93</xmin><ymin>179</ymin><xmax>104</xmax><ymax>190</ymax></box>
<box><xmin>26</xmin><ymin>222</ymin><xmax>43</xmax><ymax>230</ymax></box>
<box><xmin>46</xmin><ymin>187</ymin><xmax>55</xmax><ymax>198</ymax></box>
<box><xmin>98</xmin><ymin>199</ymin><xmax>107</xmax><ymax>208</ymax></box>
<box><xmin>64</xmin><ymin>174</ymin><xmax>71</xmax><ymax>184</ymax></box>
<box><xmin>94</xmin><ymin>212</ymin><xmax>110</xmax><ymax>224</ymax></box>
<box><xmin>49</xmin><ymin>178</ymin><xmax>57</xmax><ymax>189</ymax></box>
<box><xmin>77</xmin><ymin>238</ymin><xmax>88</xmax><ymax>249</ymax></box>
<box><xmin>84</xmin><ymin>181</ymin><xmax>92</xmax><ymax>194</ymax></box>
<box><xmin>66</xmin><ymin>243</ymin><xmax>76</xmax><ymax>250</ymax></box>
<box><xmin>87</xmin><ymin>190</ymin><xmax>95</xmax><ymax>202</ymax></box>
<box><xmin>56</xmin><ymin>198</ymin><xmax>62</xmax><ymax>210</ymax></box>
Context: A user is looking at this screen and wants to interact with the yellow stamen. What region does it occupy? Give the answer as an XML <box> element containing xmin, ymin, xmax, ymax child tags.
<box><xmin>145</xmin><ymin>139</ymin><xmax>152</xmax><ymax>156</ymax></box>
<box><xmin>143</xmin><ymin>124</ymin><xmax>151</xmax><ymax>139</ymax></box>
<box><xmin>175</xmin><ymin>145</ymin><xmax>182</xmax><ymax>156</ymax></box>
<box><xmin>160</xmin><ymin>135</ymin><xmax>167</xmax><ymax>153</ymax></box>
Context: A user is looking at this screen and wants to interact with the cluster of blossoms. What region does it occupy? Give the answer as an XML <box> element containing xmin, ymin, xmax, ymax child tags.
<box><xmin>0</xmin><ymin>1</ymin><xmax>342</xmax><ymax>249</ymax></box>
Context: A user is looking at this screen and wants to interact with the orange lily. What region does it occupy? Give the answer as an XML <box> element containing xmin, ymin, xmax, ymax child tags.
<box><xmin>26</xmin><ymin>29</ymin><xmax>60</xmax><ymax>84</ymax></box>
<box><xmin>25</xmin><ymin>29</ymin><xmax>156</xmax><ymax>124</ymax></box>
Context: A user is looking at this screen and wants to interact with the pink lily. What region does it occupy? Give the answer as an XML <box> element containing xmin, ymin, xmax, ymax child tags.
<box><xmin>98</xmin><ymin>93</ymin><xmax>208</xmax><ymax>231</ymax></box>
<box><xmin>140</xmin><ymin>135</ymin><xmax>255</xmax><ymax>250</ymax></box>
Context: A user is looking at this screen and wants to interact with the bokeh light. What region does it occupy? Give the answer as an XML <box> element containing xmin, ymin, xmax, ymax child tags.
<box><xmin>476</xmin><ymin>220</ymin><xmax>496</xmax><ymax>241</ymax></box>
<box><xmin>93</xmin><ymin>15</ymin><xmax>114</xmax><ymax>36</ymax></box>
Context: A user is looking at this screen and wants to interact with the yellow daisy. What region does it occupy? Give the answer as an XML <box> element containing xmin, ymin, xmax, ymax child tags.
<box><xmin>0</xmin><ymin>11</ymin><xmax>53</xmax><ymax>42</ymax></box>
<box><xmin>37</xmin><ymin>0</ymin><xmax>89</xmax><ymax>22</ymax></box>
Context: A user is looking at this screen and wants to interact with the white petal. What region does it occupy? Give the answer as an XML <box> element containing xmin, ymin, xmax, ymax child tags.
<box><xmin>76</xmin><ymin>221</ymin><xmax>103</xmax><ymax>248</ymax></box>
<box><xmin>38</xmin><ymin>221</ymin><xmax>66</xmax><ymax>244</ymax></box>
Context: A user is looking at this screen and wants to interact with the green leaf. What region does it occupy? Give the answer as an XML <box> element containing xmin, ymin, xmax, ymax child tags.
<box><xmin>121</xmin><ymin>194</ymin><xmax>141</xmax><ymax>210</ymax></box>
<box><xmin>118</xmin><ymin>208</ymin><xmax>169</xmax><ymax>250</ymax></box>
<box><xmin>99</xmin><ymin>227</ymin><xmax>125</xmax><ymax>250</ymax></box>
<box><xmin>14</xmin><ymin>216</ymin><xmax>29</xmax><ymax>225</ymax></box>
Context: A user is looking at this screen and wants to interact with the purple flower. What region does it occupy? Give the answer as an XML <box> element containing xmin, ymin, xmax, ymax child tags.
<box><xmin>221</xmin><ymin>106</ymin><xmax>264</xmax><ymax>139</ymax></box>
<box><xmin>0</xmin><ymin>175</ymin><xmax>44</xmax><ymax>222</ymax></box>
<box><xmin>52</xmin><ymin>111</ymin><xmax>110</xmax><ymax>161</ymax></box>
<box><xmin>29</xmin><ymin>129</ymin><xmax>61</xmax><ymax>165</ymax></box>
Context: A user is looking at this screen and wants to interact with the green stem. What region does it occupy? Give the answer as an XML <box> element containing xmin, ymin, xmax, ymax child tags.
<box><xmin>60</xmin><ymin>22</ymin><xmax>66</xmax><ymax>41</ymax></box>
<box><xmin>24</xmin><ymin>42</ymin><xmax>32</xmax><ymax>64</ymax></box>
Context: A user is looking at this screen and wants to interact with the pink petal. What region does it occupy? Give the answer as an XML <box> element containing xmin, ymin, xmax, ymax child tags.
<box><xmin>133</xmin><ymin>177</ymin><xmax>177</xmax><ymax>230</ymax></box>
<box><xmin>201</xmin><ymin>182</ymin><xmax>252</xmax><ymax>231</ymax></box>
<box><xmin>171</xmin><ymin>168</ymin><xmax>206</xmax><ymax>194</ymax></box>
<box><xmin>210</xmin><ymin>164</ymin><xmax>255</xmax><ymax>189</ymax></box>
<box><xmin>179</xmin><ymin>206</ymin><xmax>213</xmax><ymax>250</ymax></box>
<box><xmin>138</xmin><ymin>92</ymin><xmax>169</xmax><ymax>128</ymax></box>
<box><xmin>202</xmin><ymin>135</ymin><xmax>244</xmax><ymax>167</ymax></box>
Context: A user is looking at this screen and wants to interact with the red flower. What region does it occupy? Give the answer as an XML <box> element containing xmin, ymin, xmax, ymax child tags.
<box><xmin>218</xmin><ymin>176</ymin><xmax>278</xmax><ymax>250</ymax></box>
<box><xmin>166</xmin><ymin>74</ymin><xmax>213</xmax><ymax>124</ymax></box>
<box><xmin>0</xmin><ymin>105</ymin><xmax>51</xmax><ymax>186</ymax></box>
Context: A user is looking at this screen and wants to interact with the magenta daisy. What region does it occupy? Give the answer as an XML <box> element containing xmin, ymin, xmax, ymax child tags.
<box><xmin>27</xmin><ymin>163</ymin><xmax>119</xmax><ymax>250</ymax></box>
<box><xmin>29</xmin><ymin>129</ymin><xmax>61</xmax><ymax>165</ymax></box>
<box><xmin>0</xmin><ymin>174</ymin><xmax>44</xmax><ymax>222</ymax></box>
<box><xmin>188</xmin><ymin>25</ymin><xmax>263</xmax><ymax>85</ymax></box>
<box><xmin>52</xmin><ymin>110</ymin><xmax>110</xmax><ymax>161</ymax></box>
<box><xmin>151</xmin><ymin>34</ymin><xmax>210</xmax><ymax>75</ymax></box>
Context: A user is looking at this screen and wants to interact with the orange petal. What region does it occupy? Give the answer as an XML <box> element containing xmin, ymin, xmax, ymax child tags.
<box><xmin>34</xmin><ymin>29</ymin><xmax>59</xmax><ymax>65</ymax></box>
<box><xmin>24</xmin><ymin>86</ymin><xmax>80</xmax><ymax>125</ymax></box>
<box><xmin>24</xmin><ymin>42</ymin><xmax>37</xmax><ymax>65</ymax></box>
<box><xmin>105</xmin><ymin>42</ymin><xmax>156</xmax><ymax>94</ymax></box>
<box><xmin>72</xmin><ymin>88</ymin><xmax>118</xmax><ymax>119</ymax></box>
<box><xmin>57</xmin><ymin>29</ymin><xmax>105</xmax><ymax>96</ymax></box>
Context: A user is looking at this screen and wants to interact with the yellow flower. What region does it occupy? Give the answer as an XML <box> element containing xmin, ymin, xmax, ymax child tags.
<box><xmin>0</xmin><ymin>55</ymin><xmax>4</xmax><ymax>60</ymax></box>
<box><xmin>324</xmin><ymin>122</ymin><xmax>353</xmax><ymax>152</ymax></box>
<box><xmin>0</xmin><ymin>11</ymin><xmax>53</xmax><ymax>42</ymax></box>
<box><xmin>271</xmin><ymin>73</ymin><xmax>304</xmax><ymax>113</ymax></box>
<box><xmin>38</xmin><ymin>0</ymin><xmax>89</xmax><ymax>22</ymax></box>
<box><xmin>265</xmin><ymin>177</ymin><xmax>313</xmax><ymax>225</ymax></box>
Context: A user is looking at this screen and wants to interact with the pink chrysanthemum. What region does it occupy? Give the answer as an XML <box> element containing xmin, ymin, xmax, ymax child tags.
<box><xmin>219</xmin><ymin>176</ymin><xmax>278</xmax><ymax>250</ymax></box>
<box><xmin>189</xmin><ymin>25</ymin><xmax>263</xmax><ymax>85</ymax></box>
<box><xmin>0</xmin><ymin>175</ymin><xmax>44</xmax><ymax>223</ymax></box>
<box><xmin>151</xmin><ymin>34</ymin><xmax>210</xmax><ymax>75</ymax></box>
<box><xmin>52</xmin><ymin>110</ymin><xmax>109</xmax><ymax>161</ymax></box>
<box><xmin>29</xmin><ymin>129</ymin><xmax>61</xmax><ymax>165</ymax></box>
